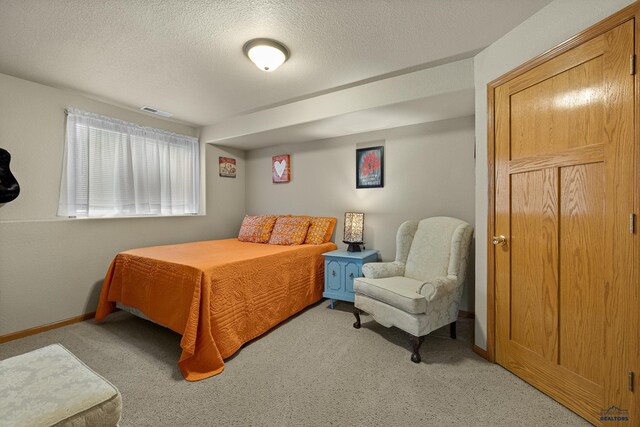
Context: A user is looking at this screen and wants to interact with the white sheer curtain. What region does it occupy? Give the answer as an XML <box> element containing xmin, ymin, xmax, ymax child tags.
<box><xmin>58</xmin><ymin>109</ymin><xmax>199</xmax><ymax>218</ymax></box>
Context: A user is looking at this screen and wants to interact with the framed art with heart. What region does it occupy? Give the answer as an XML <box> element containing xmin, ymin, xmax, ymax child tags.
<box><xmin>272</xmin><ymin>154</ymin><xmax>290</xmax><ymax>183</ymax></box>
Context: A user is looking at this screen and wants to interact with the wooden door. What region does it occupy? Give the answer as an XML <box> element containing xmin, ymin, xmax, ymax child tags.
<box><xmin>494</xmin><ymin>20</ymin><xmax>636</xmax><ymax>425</ymax></box>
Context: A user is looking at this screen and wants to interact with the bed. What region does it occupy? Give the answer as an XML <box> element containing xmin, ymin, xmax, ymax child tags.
<box><xmin>95</xmin><ymin>238</ymin><xmax>337</xmax><ymax>381</ymax></box>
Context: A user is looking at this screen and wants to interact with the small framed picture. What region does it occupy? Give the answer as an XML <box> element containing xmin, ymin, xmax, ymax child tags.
<box><xmin>272</xmin><ymin>154</ymin><xmax>290</xmax><ymax>183</ymax></box>
<box><xmin>356</xmin><ymin>146</ymin><xmax>384</xmax><ymax>188</ymax></box>
<box><xmin>219</xmin><ymin>157</ymin><xmax>236</xmax><ymax>178</ymax></box>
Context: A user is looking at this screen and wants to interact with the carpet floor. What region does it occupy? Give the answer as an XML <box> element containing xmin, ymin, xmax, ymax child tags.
<box><xmin>0</xmin><ymin>301</ymin><xmax>588</xmax><ymax>426</ymax></box>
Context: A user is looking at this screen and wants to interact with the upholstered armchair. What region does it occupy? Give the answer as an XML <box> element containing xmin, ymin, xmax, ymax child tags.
<box><xmin>352</xmin><ymin>217</ymin><xmax>473</xmax><ymax>363</ymax></box>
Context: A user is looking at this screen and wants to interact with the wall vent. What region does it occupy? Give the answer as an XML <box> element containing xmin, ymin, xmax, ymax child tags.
<box><xmin>140</xmin><ymin>106</ymin><xmax>173</xmax><ymax>118</ymax></box>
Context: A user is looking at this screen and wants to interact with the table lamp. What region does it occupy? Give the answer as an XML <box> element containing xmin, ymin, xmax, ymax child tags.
<box><xmin>343</xmin><ymin>212</ymin><xmax>364</xmax><ymax>252</ymax></box>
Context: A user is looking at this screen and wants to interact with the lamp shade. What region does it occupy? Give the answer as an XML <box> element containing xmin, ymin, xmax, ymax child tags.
<box><xmin>343</xmin><ymin>212</ymin><xmax>364</xmax><ymax>252</ymax></box>
<box><xmin>243</xmin><ymin>38</ymin><xmax>290</xmax><ymax>72</ymax></box>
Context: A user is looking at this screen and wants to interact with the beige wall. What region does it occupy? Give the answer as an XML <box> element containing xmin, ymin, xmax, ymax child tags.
<box><xmin>0</xmin><ymin>73</ymin><xmax>245</xmax><ymax>336</ymax></box>
<box><xmin>245</xmin><ymin>116</ymin><xmax>476</xmax><ymax>311</ymax></box>
<box><xmin>473</xmin><ymin>0</ymin><xmax>635</xmax><ymax>350</ymax></box>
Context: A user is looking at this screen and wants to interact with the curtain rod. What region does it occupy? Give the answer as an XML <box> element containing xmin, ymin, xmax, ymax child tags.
<box><xmin>63</xmin><ymin>108</ymin><xmax>198</xmax><ymax>141</ymax></box>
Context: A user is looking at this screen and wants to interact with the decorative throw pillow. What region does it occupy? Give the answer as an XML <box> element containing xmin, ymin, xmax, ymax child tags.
<box><xmin>238</xmin><ymin>215</ymin><xmax>277</xmax><ymax>243</ymax></box>
<box><xmin>304</xmin><ymin>217</ymin><xmax>337</xmax><ymax>245</ymax></box>
<box><xmin>268</xmin><ymin>216</ymin><xmax>311</xmax><ymax>245</ymax></box>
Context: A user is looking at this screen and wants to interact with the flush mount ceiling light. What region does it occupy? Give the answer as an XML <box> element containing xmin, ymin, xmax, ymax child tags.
<box><xmin>243</xmin><ymin>38</ymin><xmax>290</xmax><ymax>72</ymax></box>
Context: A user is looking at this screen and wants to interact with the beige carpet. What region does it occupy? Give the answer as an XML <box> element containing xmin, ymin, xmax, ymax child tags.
<box><xmin>0</xmin><ymin>301</ymin><xmax>587</xmax><ymax>426</ymax></box>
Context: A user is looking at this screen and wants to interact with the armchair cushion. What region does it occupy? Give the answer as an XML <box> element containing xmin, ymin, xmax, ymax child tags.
<box><xmin>362</xmin><ymin>261</ymin><xmax>405</xmax><ymax>279</ymax></box>
<box><xmin>353</xmin><ymin>276</ymin><xmax>426</xmax><ymax>314</ymax></box>
<box><xmin>405</xmin><ymin>217</ymin><xmax>467</xmax><ymax>281</ymax></box>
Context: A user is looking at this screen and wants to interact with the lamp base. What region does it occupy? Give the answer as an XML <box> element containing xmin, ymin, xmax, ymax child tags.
<box><xmin>346</xmin><ymin>242</ymin><xmax>362</xmax><ymax>252</ymax></box>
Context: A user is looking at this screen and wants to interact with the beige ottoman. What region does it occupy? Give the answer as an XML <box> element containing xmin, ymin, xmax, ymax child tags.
<box><xmin>0</xmin><ymin>344</ymin><xmax>121</xmax><ymax>427</ymax></box>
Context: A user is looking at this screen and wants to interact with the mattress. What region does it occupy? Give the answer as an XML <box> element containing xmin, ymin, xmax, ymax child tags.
<box><xmin>96</xmin><ymin>238</ymin><xmax>336</xmax><ymax>380</ymax></box>
<box><xmin>116</xmin><ymin>301</ymin><xmax>166</xmax><ymax>327</ymax></box>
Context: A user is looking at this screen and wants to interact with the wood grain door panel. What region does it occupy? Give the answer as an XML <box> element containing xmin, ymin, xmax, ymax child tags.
<box><xmin>510</xmin><ymin>56</ymin><xmax>605</xmax><ymax>159</ymax></box>
<box><xmin>559</xmin><ymin>163</ymin><xmax>604</xmax><ymax>385</ymax></box>
<box><xmin>509</xmin><ymin>168</ymin><xmax>558</xmax><ymax>362</ymax></box>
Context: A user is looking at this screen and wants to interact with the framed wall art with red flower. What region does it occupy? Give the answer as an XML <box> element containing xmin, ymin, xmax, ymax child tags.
<box><xmin>356</xmin><ymin>146</ymin><xmax>384</xmax><ymax>188</ymax></box>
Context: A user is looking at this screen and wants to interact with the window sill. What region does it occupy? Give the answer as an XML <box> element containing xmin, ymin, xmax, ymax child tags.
<box><xmin>61</xmin><ymin>213</ymin><xmax>206</xmax><ymax>220</ymax></box>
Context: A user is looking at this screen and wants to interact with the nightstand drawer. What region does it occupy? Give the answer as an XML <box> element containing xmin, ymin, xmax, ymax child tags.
<box><xmin>322</xmin><ymin>249</ymin><xmax>379</xmax><ymax>309</ymax></box>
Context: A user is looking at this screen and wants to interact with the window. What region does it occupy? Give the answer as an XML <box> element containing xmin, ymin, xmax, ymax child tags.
<box><xmin>58</xmin><ymin>109</ymin><xmax>199</xmax><ymax>218</ymax></box>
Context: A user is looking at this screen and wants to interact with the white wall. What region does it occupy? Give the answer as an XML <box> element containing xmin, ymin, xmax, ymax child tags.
<box><xmin>473</xmin><ymin>0</ymin><xmax>635</xmax><ymax>350</ymax></box>
<box><xmin>245</xmin><ymin>116</ymin><xmax>476</xmax><ymax>311</ymax></box>
<box><xmin>0</xmin><ymin>72</ymin><xmax>245</xmax><ymax>336</ymax></box>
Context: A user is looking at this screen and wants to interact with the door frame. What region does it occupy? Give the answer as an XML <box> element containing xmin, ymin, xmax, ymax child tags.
<box><xmin>485</xmin><ymin>1</ymin><xmax>640</xmax><ymax>362</ymax></box>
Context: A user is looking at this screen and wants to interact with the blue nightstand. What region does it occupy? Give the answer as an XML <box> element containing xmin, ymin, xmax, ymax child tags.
<box><xmin>322</xmin><ymin>249</ymin><xmax>379</xmax><ymax>309</ymax></box>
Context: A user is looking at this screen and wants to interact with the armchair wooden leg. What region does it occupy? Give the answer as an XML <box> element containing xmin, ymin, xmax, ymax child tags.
<box><xmin>353</xmin><ymin>309</ymin><xmax>362</xmax><ymax>329</ymax></box>
<box><xmin>409</xmin><ymin>335</ymin><xmax>424</xmax><ymax>363</ymax></box>
<box><xmin>450</xmin><ymin>321</ymin><xmax>457</xmax><ymax>339</ymax></box>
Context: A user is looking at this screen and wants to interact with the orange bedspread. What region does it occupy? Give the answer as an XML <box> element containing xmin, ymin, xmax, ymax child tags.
<box><xmin>96</xmin><ymin>238</ymin><xmax>337</xmax><ymax>381</ymax></box>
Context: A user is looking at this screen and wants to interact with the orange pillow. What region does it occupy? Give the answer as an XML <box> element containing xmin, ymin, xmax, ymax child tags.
<box><xmin>238</xmin><ymin>215</ymin><xmax>277</xmax><ymax>243</ymax></box>
<box><xmin>304</xmin><ymin>217</ymin><xmax>337</xmax><ymax>245</ymax></box>
<box><xmin>268</xmin><ymin>216</ymin><xmax>311</xmax><ymax>245</ymax></box>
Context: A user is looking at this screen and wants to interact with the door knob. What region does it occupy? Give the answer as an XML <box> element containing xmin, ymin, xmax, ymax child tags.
<box><xmin>492</xmin><ymin>235</ymin><xmax>507</xmax><ymax>246</ymax></box>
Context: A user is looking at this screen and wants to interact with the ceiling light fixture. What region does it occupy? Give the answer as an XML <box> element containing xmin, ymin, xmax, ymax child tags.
<box><xmin>243</xmin><ymin>38</ymin><xmax>290</xmax><ymax>72</ymax></box>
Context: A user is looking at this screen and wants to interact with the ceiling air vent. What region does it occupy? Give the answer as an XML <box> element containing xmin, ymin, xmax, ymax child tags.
<box><xmin>140</xmin><ymin>106</ymin><xmax>173</xmax><ymax>118</ymax></box>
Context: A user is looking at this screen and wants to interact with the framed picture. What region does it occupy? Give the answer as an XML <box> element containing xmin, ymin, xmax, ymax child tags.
<box><xmin>219</xmin><ymin>157</ymin><xmax>236</xmax><ymax>178</ymax></box>
<box><xmin>272</xmin><ymin>154</ymin><xmax>290</xmax><ymax>183</ymax></box>
<box><xmin>356</xmin><ymin>146</ymin><xmax>384</xmax><ymax>188</ymax></box>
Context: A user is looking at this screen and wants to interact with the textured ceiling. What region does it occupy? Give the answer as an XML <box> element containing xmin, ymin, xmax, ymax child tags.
<box><xmin>0</xmin><ymin>0</ymin><xmax>552</xmax><ymax>126</ymax></box>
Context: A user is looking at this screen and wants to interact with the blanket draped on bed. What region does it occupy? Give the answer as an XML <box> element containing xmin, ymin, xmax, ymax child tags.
<box><xmin>95</xmin><ymin>238</ymin><xmax>336</xmax><ymax>381</ymax></box>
